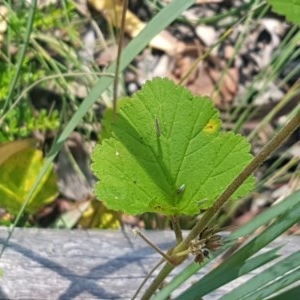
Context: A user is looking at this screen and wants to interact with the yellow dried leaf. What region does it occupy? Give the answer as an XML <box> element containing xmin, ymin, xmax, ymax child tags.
<box><xmin>88</xmin><ymin>0</ymin><xmax>177</xmax><ymax>54</ymax></box>
<box><xmin>79</xmin><ymin>199</ymin><xmax>120</xmax><ymax>229</ymax></box>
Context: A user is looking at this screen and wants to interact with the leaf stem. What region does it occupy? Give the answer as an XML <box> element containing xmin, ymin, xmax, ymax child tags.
<box><xmin>171</xmin><ymin>215</ymin><xmax>183</xmax><ymax>244</ymax></box>
<box><xmin>140</xmin><ymin>108</ymin><xmax>300</xmax><ymax>299</ymax></box>
<box><xmin>133</xmin><ymin>228</ymin><xmax>174</xmax><ymax>264</ymax></box>
<box><xmin>113</xmin><ymin>0</ymin><xmax>128</xmax><ymax>116</ymax></box>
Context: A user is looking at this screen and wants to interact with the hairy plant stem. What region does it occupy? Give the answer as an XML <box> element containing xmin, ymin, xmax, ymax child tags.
<box><xmin>140</xmin><ymin>109</ymin><xmax>300</xmax><ymax>299</ymax></box>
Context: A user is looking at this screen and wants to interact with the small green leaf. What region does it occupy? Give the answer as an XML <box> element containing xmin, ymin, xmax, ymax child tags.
<box><xmin>268</xmin><ymin>0</ymin><xmax>300</xmax><ymax>26</ymax></box>
<box><xmin>0</xmin><ymin>142</ymin><xmax>58</xmax><ymax>214</ymax></box>
<box><xmin>92</xmin><ymin>77</ymin><xmax>254</xmax><ymax>215</ymax></box>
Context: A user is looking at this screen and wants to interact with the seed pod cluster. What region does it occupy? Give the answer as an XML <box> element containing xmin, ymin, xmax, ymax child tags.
<box><xmin>189</xmin><ymin>227</ymin><xmax>223</xmax><ymax>263</ymax></box>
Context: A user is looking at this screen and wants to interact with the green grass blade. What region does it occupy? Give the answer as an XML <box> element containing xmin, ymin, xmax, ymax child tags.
<box><xmin>220</xmin><ymin>250</ymin><xmax>300</xmax><ymax>300</ymax></box>
<box><xmin>2</xmin><ymin>0</ymin><xmax>37</xmax><ymax>114</ymax></box>
<box><xmin>247</xmin><ymin>269</ymin><xmax>300</xmax><ymax>300</ymax></box>
<box><xmin>268</xmin><ymin>284</ymin><xmax>300</xmax><ymax>300</ymax></box>
<box><xmin>156</xmin><ymin>190</ymin><xmax>300</xmax><ymax>299</ymax></box>
<box><xmin>155</xmin><ymin>248</ymin><xmax>279</xmax><ymax>300</ymax></box>
<box><xmin>175</xmin><ymin>196</ymin><xmax>300</xmax><ymax>299</ymax></box>
<box><xmin>152</xmin><ymin>262</ymin><xmax>202</xmax><ymax>300</ymax></box>
<box><xmin>243</xmin><ymin>264</ymin><xmax>300</xmax><ymax>300</ymax></box>
<box><xmin>175</xmin><ymin>248</ymin><xmax>280</xmax><ymax>300</ymax></box>
<box><xmin>152</xmin><ymin>247</ymin><xmax>224</xmax><ymax>300</ymax></box>
<box><xmin>157</xmin><ymin>189</ymin><xmax>300</xmax><ymax>299</ymax></box>
<box><xmin>229</xmin><ymin>189</ymin><xmax>300</xmax><ymax>239</ymax></box>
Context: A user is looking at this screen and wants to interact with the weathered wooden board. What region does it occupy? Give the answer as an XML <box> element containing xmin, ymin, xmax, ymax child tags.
<box><xmin>0</xmin><ymin>228</ymin><xmax>299</xmax><ymax>299</ymax></box>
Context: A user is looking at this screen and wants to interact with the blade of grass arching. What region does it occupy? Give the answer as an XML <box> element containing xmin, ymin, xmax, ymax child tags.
<box><xmin>32</xmin><ymin>33</ymin><xmax>86</xmax><ymax>72</ymax></box>
<box><xmin>174</xmin><ymin>248</ymin><xmax>280</xmax><ymax>300</ymax></box>
<box><xmin>27</xmin><ymin>36</ymin><xmax>95</xmax><ymax>124</ymax></box>
<box><xmin>158</xmin><ymin>189</ymin><xmax>300</xmax><ymax>300</ymax></box>
<box><xmin>258</xmin><ymin>153</ymin><xmax>293</xmax><ymax>188</ymax></box>
<box><xmin>257</xmin><ymin>102</ymin><xmax>300</xmax><ymax>185</ymax></box>
<box><xmin>1</xmin><ymin>0</ymin><xmax>37</xmax><ymax>115</ymax></box>
<box><xmin>231</xmin><ymin>24</ymin><xmax>298</xmax><ymax>123</ymax></box>
<box><xmin>220</xmin><ymin>250</ymin><xmax>300</xmax><ymax>300</ymax></box>
<box><xmin>254</xmin><ymin>112</ymin><xmax>300</xmax><ymax>189</ymax></box>
<box><xmin>268</xmin><ymin>284</ymin><xmax>300</xmax><ymax>300</ymax></box>
<box><xmin>193</xmin><ymin>1</ymin><xmax>253</xmax><ymax>26</ymax></box>
<box><xmin>22</xmin><ymin>38</ymin><xmax>76</xmax><ymax>134</ymax></box>
<box><xmin>221</xmin><ymin>1</ymin><xmax>269</xmax><ymax>123</ymax></box>
<box><xmin>152</xmin><ymin>251</ymin><xmax>219</xmax><ymax>300</ymax></box>
<box><xmin>232</xmin><ymin>27</ymin><xmax>300</xmax><ymax>133</ymax></box>
<box><xmin>61</xmin><ymin>0</ymin><xmax>71</xmax><ymax>25</ymax></box>
<box><xmin>270</xmin><ymin>29</ymin><xmax>300</xmax><ymax>76</ymax></box>
<box><xmin>247</xmin><ymin>83</ymin><xmax>300</xmax><ymax>141</ymax></box>
<box><xmin>30</xmin><ymin>38</ymin><xmax>78</xmax><ymax>99</ymax></box>
<box><xmin>0</xmin><ymin>0</ymin><xmax>196</xmax><ymax>259</ymax></box>
<box><xmin>243</xmin><ymin>263</ymin><xmax>300</xmax><ymax>300</ymax></box>
<box><xmin>152</xmin><ymin>245</ymin><xmax>279</xmax><ymax>300</ymax></box>
<box><xmin>279</xmin><ymin>55</ymin><xmax>300</xmax><ymax>87</ymax></box>
<box><xmin>230</xmin><ymin>189</ymin><xmax>300</xmax><ymax>239</ymax></box>
<box><xmin>175</xmin><ymin>198</ymin><xmax>300</xmax><ymax>299</ymax></box>
<box><xmin>213</xmin><ymin>0</ymin><xmax>267</xmax><ymax>101</ymax></box>
<box><xmin>263</xmin><ymin>156</ymin><xmax>299</xmax><ymax>188</ymax></box>
<box><xmin>0</xmin><ymin>71</ymin><xmax>109</xmax><ymax>125</ymax></box>
<box><xmin>152</xmin><ymin>262</ymin><xmax>202</xmax><ymax>300</ymax></box>
<box><xmin>247</xmin><ymin>35</ymin><xmax>300</xmax><ymax>142</ymax></box>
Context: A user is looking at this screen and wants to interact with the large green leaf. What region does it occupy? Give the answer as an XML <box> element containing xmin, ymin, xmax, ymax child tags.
<box><xmin>268</xmin><ymin>0</ymin><xmax>300</xmax><ymax>26</ymax></box>
<box><xmin>92</xmin><ymin>78</ymin><xmax>254</xmax><ymax>215</ymax></box>
<box><xmin>0</xmin><ymin>142</ymin><xmax>58</xmax><ymax>214</ymax></box>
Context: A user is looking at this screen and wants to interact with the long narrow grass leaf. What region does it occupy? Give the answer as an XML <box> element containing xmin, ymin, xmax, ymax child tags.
<box><xmin>2</xmin><ymin>0</ymin><xmax>37</xmax><ymax>114</ymax></box>
<box><xmin>244</xmin><ymin>265</ymin><xmax>300</xmax><ymax>300</ymax></box>
<box><xmin>229</xmin><ymin>189</ymin><xmax>300</xmax><ymax>239</ymax></box>
<box><xmin>155</xmin><ymin>247</ymin><xmax>279</xmax><ymax>300</ymax></box>
<box><xmin>156</xmin><ymin>189</ymin><xmax>300</xmax><ymax>299</ymax></box>
<box><xmin>268</xmin><ymin>284</ymin><xmax>300</xmax><ymax>300</ymax></box>
<box><xmin>220</xmin><ymin>250</ymin><xmax>300</xmax><ymax>300</ymax></box>
<box><xmin>176</xmin><ymin>199</ymin><xmax>300</xmax><ymax>299</ymax></box>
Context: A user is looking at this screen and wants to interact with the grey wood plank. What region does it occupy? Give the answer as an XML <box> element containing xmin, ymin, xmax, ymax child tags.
<box><xmin>0</xmin><ymin>227</ymin><xmax>299</xmax><ymax>300</ymax></box>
